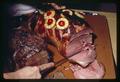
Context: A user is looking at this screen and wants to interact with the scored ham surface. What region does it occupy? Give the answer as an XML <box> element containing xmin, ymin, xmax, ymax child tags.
<box><xmin>70</xmin><ymin>60</ymin><xmax>105</xmax><ymax>79</ymax></box>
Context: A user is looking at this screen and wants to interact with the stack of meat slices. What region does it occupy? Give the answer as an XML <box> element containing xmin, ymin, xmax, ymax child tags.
<box><xmin>65</xmin><ymin>27</ymin><xmax>105</xmax><ymax>79</ymax></box>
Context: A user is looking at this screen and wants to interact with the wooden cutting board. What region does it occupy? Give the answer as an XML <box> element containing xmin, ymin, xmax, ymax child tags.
<box><xmin>85</xmin><ymin>15</ymin><xmax>116</xmax><ymax>79</ymax></box>
<box><xmin>46</xmin><ymin>15</ymin><xmax>116</xmax><ymax>79</ymax></box>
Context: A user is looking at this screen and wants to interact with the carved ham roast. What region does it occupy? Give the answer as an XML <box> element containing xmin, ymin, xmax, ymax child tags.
<box><xmin>6</xmin><ymin>3</ymin><xmax>105</xmax><ymax>79</ymax></box>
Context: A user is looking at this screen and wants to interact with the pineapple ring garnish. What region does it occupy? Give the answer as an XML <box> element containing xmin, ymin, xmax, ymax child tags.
<box><xmin>56</xmin><ymin>17</ymin><xmax>69</xmax><ymax>30</ymax></box>
<box><xmin>62</xmin><ymin>9</ymin><xmax>73</xmax><ymax>16</ymax></box>
<box><xmin>74</xmin><ymin>11</ymin><xmax>85</xmax><ymax>19</ymax></box>
<box><xmin>44</xmin><ymin>10</ymin><xmax>55</xmax><ymax>19</ymax></box>
<box><xmin>44</xmin><ymin>17</ymin><xmax>56</xmax><ymax>29</ymax></box>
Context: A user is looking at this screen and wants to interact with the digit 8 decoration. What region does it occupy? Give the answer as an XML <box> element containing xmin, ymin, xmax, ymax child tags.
<box><xmin>56</xmin><ymin>17</ymin><xmax>69</xmax><ymax>30</ymax></box>
<box><xmin>44</xmin><ymin>10</ymin><xmax>55</xmax><ymax>19</ymax></box>
<box><xmin>44</xmin><ymin>17</ymin><xmax>56</xmax><ymax>29</ymax></box>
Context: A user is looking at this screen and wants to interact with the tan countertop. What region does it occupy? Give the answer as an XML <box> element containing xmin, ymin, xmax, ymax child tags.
<box><xmin>100</xmin><ymin>12</ymin><xmax>116</xmax><ymax>64</ymax></box>
<box><xmin>72</xmin><ymin>9</ymin><xmax>117</xmax><ymax>65</ymax></box>
<box><xmin>100</xmin><ymin>12</ymin><xmax>116</xmax><ymax>65</ymax></box>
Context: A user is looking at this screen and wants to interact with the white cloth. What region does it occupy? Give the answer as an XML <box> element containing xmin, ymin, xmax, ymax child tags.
<box><xmin>10</xmin><ymin>4</ymin><xmax>36</xmax><ymax>16</ymax></box>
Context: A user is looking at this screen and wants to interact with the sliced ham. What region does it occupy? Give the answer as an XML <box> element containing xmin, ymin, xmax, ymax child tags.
<box><xmin>68</xmin><ymin>44</ymin><xmax>96</xmax><ymax>67</ymax></box>
<box><xmin>70</xmin><ymin>60</ymin><xmax>105</xmax><ymax>79</ymax></box>
<box><xmin>65</xmin><ymin>34</ymin><xmax>93</xmax><ymax>57</ymax></box>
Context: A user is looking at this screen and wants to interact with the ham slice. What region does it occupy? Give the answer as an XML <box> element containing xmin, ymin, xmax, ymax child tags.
<box><xmin>68</xmin><ymin>44</ymin><xmax>96</xmax><ymax>67</ymax></box>
<box><xmin>70</xmin><ymin>60</ymin><xmax>105</xmax><ymax>79</ymax></box>
<box><xmin>66</xmin><ymin>34</ymin><xmax>93</xmax><ymax>57</ymax></box>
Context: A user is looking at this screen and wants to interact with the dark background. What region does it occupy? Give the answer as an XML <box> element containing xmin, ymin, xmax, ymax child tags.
<box><xmin>1</xmin><ymin>0</ymin><xmax>117</xmax><ymax>79</ymax></box>
<box><xmin>3</xmin><ymin>0</ymin><xmax>116</xmax><ymax>13</ymax></box>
